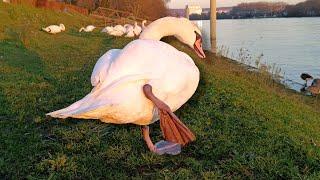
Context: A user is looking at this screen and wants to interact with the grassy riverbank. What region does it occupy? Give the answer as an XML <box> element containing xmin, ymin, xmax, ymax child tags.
<box><xmin>1</xmin><ymin>3</ymin><xmax>320</xmax><ymax>179</ymax></box>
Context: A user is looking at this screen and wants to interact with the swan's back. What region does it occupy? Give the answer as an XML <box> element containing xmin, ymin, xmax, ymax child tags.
<box><xmin>105</xmin><ymin>39</ymin><xmax>196</xmax><ymax>84</ymax></box>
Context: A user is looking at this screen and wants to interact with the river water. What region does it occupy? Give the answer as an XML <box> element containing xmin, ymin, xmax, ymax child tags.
<box><xmin>194</xmin><ymin>18</ymin><xmax>320</xmax><ymax>90</ymax></box>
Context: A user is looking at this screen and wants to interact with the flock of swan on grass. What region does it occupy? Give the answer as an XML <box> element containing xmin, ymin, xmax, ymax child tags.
<box><xmin>42</xmin><ymin>20</ymin><xmax>147</xmax><ymax>37</ymax></box>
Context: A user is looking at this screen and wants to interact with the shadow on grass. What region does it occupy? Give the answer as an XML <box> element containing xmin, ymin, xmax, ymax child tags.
<box><xmin>0</xmin><ymin>39</ymin><xmax>45</xmax><ymax>76</ymax></box>
<box><xmin>66</xmin><ymin>29</ymin><xmax>110</xmax><ymax>39</ymax></box>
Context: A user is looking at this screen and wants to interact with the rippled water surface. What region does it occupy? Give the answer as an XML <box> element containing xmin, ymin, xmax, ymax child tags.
<box><xmin>194</xmin><ymin>18</ymin><xmax>320</xmax><ymax>90</ymax></box>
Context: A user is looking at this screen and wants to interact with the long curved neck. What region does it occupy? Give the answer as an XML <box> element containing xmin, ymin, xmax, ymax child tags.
<box><xmin>142</xmin><ymin>20</ymin><xmax>147</xmax><ymax>28</ymax></box>
<box><xmin>139</xmin><ymin>17</ymin><xmax>182</xmax><ymax>41</ymax></box>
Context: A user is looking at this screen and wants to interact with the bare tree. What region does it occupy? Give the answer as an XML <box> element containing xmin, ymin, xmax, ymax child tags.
<box><xmin>100</xmin><ymin>0</ymin><xmax>168</xmax><ymax>19</ymax></box>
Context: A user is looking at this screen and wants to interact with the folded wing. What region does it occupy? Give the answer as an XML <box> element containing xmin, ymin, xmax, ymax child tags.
<box><xmin>90</xmin><ymin>49</ymin><xmax>121</xmax><ymax>87</ymax></box>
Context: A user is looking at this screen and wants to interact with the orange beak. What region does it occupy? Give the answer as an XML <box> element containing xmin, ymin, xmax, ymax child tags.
<box><xmin>194</xmin><ymin>38</ymin><xmax>206</xmax><ymax>59</ymax></box>
<box><xmin>193</xmin><ymin>32</ymin><xmax>206</xmax><ymax>59</ymax></box>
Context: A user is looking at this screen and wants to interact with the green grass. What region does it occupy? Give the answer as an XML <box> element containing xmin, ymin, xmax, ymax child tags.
<box><xmin>1</xmin><ymin>3</ymin><xmax>320</xmax><ymax>179</ymax></box>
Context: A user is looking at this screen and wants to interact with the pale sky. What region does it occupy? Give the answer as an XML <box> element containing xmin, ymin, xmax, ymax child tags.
<box><xmin>168</xmin><ymin>0</ymin><xmax>306</xmax><ymax>8</ymax></box>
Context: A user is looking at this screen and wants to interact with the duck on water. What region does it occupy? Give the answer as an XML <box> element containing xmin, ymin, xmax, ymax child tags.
<box><xmin>300</xmin><ymin>73</ymin><xmax>320</xmax><ymax>95</ymax></box>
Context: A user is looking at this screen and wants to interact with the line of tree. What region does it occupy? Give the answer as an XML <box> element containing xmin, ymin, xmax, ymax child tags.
<box><xmin>285</xmin><ymin>0</ymin><xmax>320</xmax><ymax>17</ymax></box>
<box><xmin>99</xmin><ymin>0</ymin><xmax>168</xmax><ymax>19</ymax></box>
<box><xmin>189</xmin><ymin>0</ymin><xmax>320</xmax><ymax>20</ymax></box>
<box><xmin>230</xmin><ymin>2</ymin><xmax>287</xmax><ymax>18</ymax></box>
<box><xmin>71</xmin><ymin>0</ymin><xmax>168</xmax><ymax>19</ymax></box>
<box><xmin>26</xmin><ymin>0</ymin><xmax>169</xmax><ymax>19</ymax></box>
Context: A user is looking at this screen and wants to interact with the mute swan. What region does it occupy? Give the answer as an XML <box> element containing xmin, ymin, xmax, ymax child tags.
<box><xmin>42</xmin><ymin>24</ymin><xmax>65</xmax><ymax>34</ymax></box>
<box><xmin>79</xmin><ymin>25</ymin><xmax>96</xmax><ymax>32</ymax></box>
<box><xmin>47</xmin><ymin>17</ymin><xmax>206</xmax><ymax>155</ymax></box>
<box><xmin>142</xmin><ymin>20</ymin><xmax>147</xmax><ymax>30</ymax></box>
<box><xmin>104</xmin><ymin>25</ymin><xmax>126</xmax><ymax>36</ymax></box>
<box><xmin>108</xmin><ymin>29</ymin><xmax>125</xmax><ymax>37</ymax></box>
<box><xmin>101</xmin><ymin>27</ymin><xmax>108</xmax><ymax>33</ymax></box>
<box><xmin>101</xmin><ymin>26</ymin><xmax>113</xmax><ymax>33</ymax></box>
<box><xmin>133</xmin><ymin>21</ymin><xmax>142</xmax><ymax>36</ymax></box>
<box><xmin>124</xmin><ymin>24</ymin><xmax>135</xmax><ymax>38</ymax></box>
<box><xmin>113</xmin><ymin>25</ymin><xmax>126</xmax><ymax>33</ymax></box>
<box><xmin>124</xmin><ymin>24</ymin><xmax>133</xmax><ymax>30</ymax></box>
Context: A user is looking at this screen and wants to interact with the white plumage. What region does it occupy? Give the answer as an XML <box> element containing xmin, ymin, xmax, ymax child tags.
<box><xmin>42</xmin><ymin>24</ymin><xmax>65</xmax><ymax>34</ymax></box>
<box><xmin>124</xmin><ymin>24</ymin><xmax>135</xmax><ymax>38</ymax></box>
<box><xmin>47</xmin><ymin>17</ymin><xmax>203</xmax><ymax>126</ymax></box>
<box><xmin>133</xmin><ymin>21</ymin><xmax>142</xmax><ymax>36</ymax></box>
<box><xmin>102</xmin><ymin>25</ymin><xmax>126</xmax><ymax>36</ymax></box>
<box><xmin>108</xmin><ymin>30</ymin><xmax>125</xmax><ymax>36</ymax></box>
<box><xmin>101</xmin><ymin>26</ymin><xmax>113</xmax><ymax>33</ymax></box>
<box><xmin>142</xmin><ymin>20</ymin><xmax>147</xmax><ymax>30</ymax></box>
<box><xmin>113</xmin><ymin>25</ymin><xmax>126</xmax><ymax>33</ymax></box>
<box><xmin>79</xmin><ymin>25</ymin><xmax>96</xmax><ymax>32</ymax></box>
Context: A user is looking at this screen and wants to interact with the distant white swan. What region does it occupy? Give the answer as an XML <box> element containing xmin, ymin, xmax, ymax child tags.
<box><xmin>142</xmin><ymin>20</ymin><xmax>147</xmax><ymax>30</ymax></box>
<box><xmin>42</xmin><ymin>24</ymin><xmax>65</xmax><ymax>34</ymax></box>
<box><xmin>108</xmin><ymin>29</ymin><xmax>125</xmax><ymax>36</ymax></box>
<box><xmin>101</xmin><ymin>26</ymin><xmax>113</xmax><ymax>33</ymax></box>
<box><xmin>103</xmin><ymin>25</ymin><xmax>127</xmax><ymax>36</ymax></box>
<box><xmin>124</xmin><ymin>24</ymin><xmax>135</xmax><ymax>38</ymax></box>
<box><xmin>124</xmin><ymin>24</ymin><xmax>133</xmax><ymax>29</ymax></box>
<box><xmin>79</xmin><ymin>25</ymin><xmax>96</xmax><ymax>32</ymax></box>
<box><xmin>113</xmin><ymin>25</ymin><xmax>126</xmax><ymax>33</ymax></box>
<box><xmin>133</xmin><ymin>21</ymin><xmax>142</xmax><ymax>36</ymax></box>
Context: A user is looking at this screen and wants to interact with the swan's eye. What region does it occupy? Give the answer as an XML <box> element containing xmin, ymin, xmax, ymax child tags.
<box><xmin>194</xmin><ymin>31</ymin><xmax>202</xmax><ymax>42</ymax></box>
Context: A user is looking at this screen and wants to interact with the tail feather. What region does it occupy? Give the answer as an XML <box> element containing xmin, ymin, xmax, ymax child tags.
<box><xmin>46</xmin><ymin>89</ymin><xmax>101</xmax><ymax>118</ymax></box>
<box><xmin>47</xmin><ymin>74</ymin><xmax>151</xmax><ymax>120</ymax></box>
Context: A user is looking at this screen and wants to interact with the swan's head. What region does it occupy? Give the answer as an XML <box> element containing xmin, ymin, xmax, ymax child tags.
<box><xmin>175</xmin><ymin>18</ymin><xmax>206</xmax><ymax>58</ymax></box>
<box><xmin>140</xmin><ymin>17</ymin><xmax>206</xmax><ymax>58</ymax></box>
<box><xmin>60</xmin><ymin>24</ymin><xmax>65</xmax><ymax>31</ymax></box>
<box><xmin>124</xmin><ymin>24</ymin><xmax>133</xmax><ymax>31</ymax></box>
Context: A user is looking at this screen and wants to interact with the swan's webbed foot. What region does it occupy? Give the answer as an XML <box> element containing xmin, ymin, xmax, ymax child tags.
<box><xmin>141</xmin><ymin>126</ymin><xmax>181</xmax><ymax>155</ymax></box>
<box><xmin>155</xmin><ymin>140</ymin><xmax>181</xmax><ymax>155</ymax></box>
<box><xmin>142</xmin><ymin>84</ymin><xmax>195</xmax><ymax>154</ymax></box>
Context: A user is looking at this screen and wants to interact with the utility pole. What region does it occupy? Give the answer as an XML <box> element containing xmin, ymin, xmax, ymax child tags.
<box><xmin>210</xmin><ymin>0</ymin><xmax>217</xmax><ymax>54</ymax></box>
<box><xmin>185</xmin><ymin>5</ymin><xmax>190</xmax><ymax>19</ymax></box>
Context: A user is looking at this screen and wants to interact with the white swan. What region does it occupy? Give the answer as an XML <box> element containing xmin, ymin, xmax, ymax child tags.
<box><xmin>133</xmin><ymin>21</ymin><xmax>142</xmax><ymax>36</ymax></box>
<box><xmin>47</xmin><ymin>17</ymin><xmax>206</xmax><ymax>155</ymax></box>
<box><xmin>103</xmin><ymin>25</ymin><xmax>126</xmax><ymax>36</ymax></box>
<box><xmin>142</xmin><ymin>20</ymin><xmax>147</xmax><ymax>30</ymax></box>
<box><xmin>108</xmin><ymin>29</ymin><xmax>125</xmax><ymax>36</ymax></box>
<box><xmin>124</xmin><ymin>24</ymin><xmax>135</xmax><ymax>38</ymax></box>
<box><xmin>113</xmin><ymin>25</ymin><xmax>126</xmax><ymax>33</ymax></box>
<box><xmin>79</xmin><ymin>25</ymin><xmax>96</xmax><ymax>32</ymax></box>
<box><xmin>124</xmin><ymin>24</ymin><xmax>133</xmax><ymax>30</ymax></box>
<box><xmin>101</xmin><ymin>26</ymin><xmax>113</xmax><ymax>33</ymax></box>
<box><xmin>42</xmin><ymin>24</ymin><xmax>65</xmax><ymax>34</ymax></box>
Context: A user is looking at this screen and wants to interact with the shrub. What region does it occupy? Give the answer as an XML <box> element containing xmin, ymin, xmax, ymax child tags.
<box><xmin>100</xmin><ymin>0</ymin><xmax>168</xmax><ymax>19</ymax></box>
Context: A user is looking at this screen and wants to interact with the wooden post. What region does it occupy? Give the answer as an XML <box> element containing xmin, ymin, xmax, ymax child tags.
<box><xmin>210</xmin><ymin>0</ymin><xmax>217</xmax><ymax>54</ymax></box>
<box><xmin>185</xmin><ymin>5</ymin><xmax>190</xmax><ymax>19</ymax></box>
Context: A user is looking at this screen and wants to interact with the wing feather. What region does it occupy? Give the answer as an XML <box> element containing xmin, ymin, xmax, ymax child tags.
<box><xmin>91</xmin><ymin>49</ymin><xmax>121</xmax><ymax>86</ymax></box>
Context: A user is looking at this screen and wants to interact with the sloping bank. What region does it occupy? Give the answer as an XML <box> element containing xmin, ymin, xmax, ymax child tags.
<box><xmin>1</xmin><ymin>3</ymin><xmax>320</xmax><ymax>179</ymax></box>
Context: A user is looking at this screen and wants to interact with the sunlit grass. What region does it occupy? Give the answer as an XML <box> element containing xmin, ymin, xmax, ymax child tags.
<box><xmin>1</xmin><ymin>2</ymin><xmax>320</xmax><ymax>179</ymax></box>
